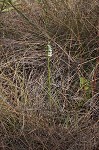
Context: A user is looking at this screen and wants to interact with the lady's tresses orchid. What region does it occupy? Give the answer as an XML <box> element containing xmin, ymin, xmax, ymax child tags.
<box><xmin>47</xmin><ymin>42</ymin><xmax>52</xmax><ymax>57</ymax></box>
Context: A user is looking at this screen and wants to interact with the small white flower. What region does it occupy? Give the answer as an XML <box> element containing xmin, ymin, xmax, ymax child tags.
<box><xmin>47</xmin><ymin>43</ymin><xmax>52</xmax><ymax>57</ymax></box>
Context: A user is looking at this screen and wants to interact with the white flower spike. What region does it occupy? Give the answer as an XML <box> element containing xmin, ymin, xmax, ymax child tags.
<box><xmin>47</xmin><ymin>42</ymin><xmax>52</xmax><ymax>57</ymax></box>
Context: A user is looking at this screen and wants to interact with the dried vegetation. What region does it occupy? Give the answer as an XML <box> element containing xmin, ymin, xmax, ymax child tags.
<box><xmin>0</xmin><ymin>0</ymin><xmax>99</xmax><ymax>149</ymax></box>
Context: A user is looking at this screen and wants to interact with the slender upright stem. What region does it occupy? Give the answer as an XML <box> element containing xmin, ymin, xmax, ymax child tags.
<box><xmin>47</xmin><ymin>42</ymin><xmax>52</xmax><ymax>109</ymax></box>
<box><xmin>47</xmin><ymin>55</ymin><xmax>52</xmax><ymax>108</ymax></box>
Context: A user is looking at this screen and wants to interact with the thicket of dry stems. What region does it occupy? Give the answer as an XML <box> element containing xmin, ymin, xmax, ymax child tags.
<box><xmin>0</xmin><ymin>0</ymin><xmax>99</xmax><ymax>150</ymax></box>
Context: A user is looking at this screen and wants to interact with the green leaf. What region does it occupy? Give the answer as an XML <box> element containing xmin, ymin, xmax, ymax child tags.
<box><xmin>80</xmin><ymin>76</ymin><xmax>91</xmax><ymax>99</ymax></box>
<box><xmin>80</xmin><ymin>77</ymin><xmax>89</xmax><ymax>89</ymax></box>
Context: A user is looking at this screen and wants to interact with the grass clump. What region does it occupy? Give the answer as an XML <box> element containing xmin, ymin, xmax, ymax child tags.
<box><xmin>0</xmin><ymin>0</ymin><xmax>99</xmax><ymax>149</ymax></box>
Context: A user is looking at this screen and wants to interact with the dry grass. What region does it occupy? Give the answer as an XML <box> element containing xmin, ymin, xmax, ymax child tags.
<box><xmin>0</xmin><ymin>0</ymin><xmax>99</xmax><ymax>149</ymax></box>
